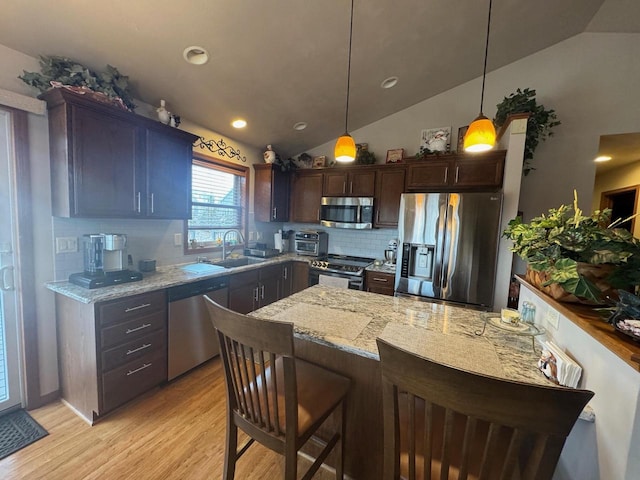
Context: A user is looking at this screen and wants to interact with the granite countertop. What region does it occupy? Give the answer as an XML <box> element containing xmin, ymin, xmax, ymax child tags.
<box><xmin>45</xmin><ymin>253</ymin><xmax>307</xmax><ymax>304</ymax></box>
<box><xmin>251</xmin><ymin>284</ymin><xmax>551</xmax><ymax>386</ymax></box>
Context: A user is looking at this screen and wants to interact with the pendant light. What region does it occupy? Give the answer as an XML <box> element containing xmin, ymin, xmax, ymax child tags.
<box><xmin>464</xmin><ymin>0</ymin><xmax>496</xmax><ymax>153</ymax></box>
<box><xmin>335</xmin><ymin>0</ymin><xmax>356</xmax><ymax>163</ymax></box>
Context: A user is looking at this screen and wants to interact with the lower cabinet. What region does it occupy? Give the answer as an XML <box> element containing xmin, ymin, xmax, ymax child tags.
<box><xmin>365</xmin><ymin>270</ymin><xmax>395</xmax><ymax>296</ymax></box>
<box><xmin>291</xmin><ymin>261</ymin><xmax>309</xmax><ymax>294</ymax></box>
<box><xmin>56</xmin><ymin>290</ymin><xmax>167</xmax><ymax>424</ymax></box>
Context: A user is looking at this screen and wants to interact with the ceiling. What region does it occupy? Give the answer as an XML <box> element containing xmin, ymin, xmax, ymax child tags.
<box><xmin>1</xmin><ymin>0</ymin><xmax>638</xmax><ymax>158</ymax></box>
<box><xmin>596</xmin><ymin>132</ymin><xmax>640</xmax><ymax>174</ymax></box>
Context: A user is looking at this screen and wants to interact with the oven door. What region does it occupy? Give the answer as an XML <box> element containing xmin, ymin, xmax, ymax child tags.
<box><xmin>295</xmin><ymin>239</ymin><xmax>319</xmax><ymax>256</ymax></box>
<box><xmin>309</xmin><ymin>269</ymin><xmax>364</xmax><ymax>290</ymax></box>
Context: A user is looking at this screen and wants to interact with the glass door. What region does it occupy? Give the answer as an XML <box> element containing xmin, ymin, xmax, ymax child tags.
<box><xmin>0</xmin><ymin>108</ymin><xmax>22</xmax><ymax>413</ymax></box>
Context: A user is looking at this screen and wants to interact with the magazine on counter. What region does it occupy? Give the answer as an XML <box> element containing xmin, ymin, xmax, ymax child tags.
<box><xmin>537</xmin><ymin>341</ymin><xmax>583</xmax><ymax>388</ymax></box>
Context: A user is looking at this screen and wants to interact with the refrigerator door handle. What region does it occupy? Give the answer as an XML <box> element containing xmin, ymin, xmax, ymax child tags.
<box><xmin>432</xmin><ymin>196</ymin><xmax>448</xmax><ymax>296</ymax></box>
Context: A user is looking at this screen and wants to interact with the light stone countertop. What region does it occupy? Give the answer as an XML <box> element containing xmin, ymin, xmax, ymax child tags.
<box><xmin>45</xmin><ymin>253</ymin><xmax>306</xmax><ymax>304</ymax></box>
<box><xmin>251</xmin><ymin>284</ymin><xmax>551</xmax><ymax>386</ymax></box>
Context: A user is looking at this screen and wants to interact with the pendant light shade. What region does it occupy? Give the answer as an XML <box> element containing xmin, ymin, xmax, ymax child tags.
<box><xmin>464</xmin><ymin>114</ymin><xmax>496</xmax><ymax>152</ymax></box>
<box><xmin>335</xmin><ymin>133</ymin><xmax>356</xmax><ymax>163</ymax></box>
<box><xmin>334</xmin><ymin>0</ymin><xmax>356</xmax><ymax>163</ymax></box>
<box><xmin>464</xmin><ymin>0</ymin><xmax>496</xmax><ymax>153</ymax></box>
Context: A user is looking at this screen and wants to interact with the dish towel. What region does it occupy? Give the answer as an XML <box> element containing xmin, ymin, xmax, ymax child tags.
<box><xmin>318</xmin><ymin>274</ymin><xmax>349</xmax><ymax>289</ymax></box>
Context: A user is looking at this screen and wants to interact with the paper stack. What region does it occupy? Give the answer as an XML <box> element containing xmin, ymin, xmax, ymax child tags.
<box><xmin>537</xmin><ymin>341</ymin><xmax>583</xmax><ymax>388</ymax></box>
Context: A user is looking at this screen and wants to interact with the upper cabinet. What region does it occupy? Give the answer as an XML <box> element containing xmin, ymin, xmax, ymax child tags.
<box><xmin>405</xmin><ymin>150</ymin><xmax>506</xmax><ymax>191</ymax></box>
<box><xmin>290</xmin><ymin>170</ymin><xmax>323</xmax><ymax>223</ymax></box>
<box><xmin>323</xmin><ymin>168</ymin><xmax>376</xmax><ymax>197</ymax></box>
<box><xmin>253</xmin><ymin>164</ymin><xmax>289</xmax><ymax>222</ymax></box>
<box><xmin>374</xmin><ymin>166</ymin><xmax>406</xmax><ymax>227</ymax></box>
<box><xmin>42</xmin><ymin>88</ymin><xmax>199</xmax><ymax>219</ymax></box>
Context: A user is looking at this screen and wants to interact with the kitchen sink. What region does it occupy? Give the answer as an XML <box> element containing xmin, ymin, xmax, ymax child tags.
<box><xmin>213</xmin><ymin>256</ymin><xmax>267</xmax><ymax>268</ymax></box>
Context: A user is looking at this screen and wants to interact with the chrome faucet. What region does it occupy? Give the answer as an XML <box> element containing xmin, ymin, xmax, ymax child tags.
<box><xmin>222</xmin><ymin>229</ymin><xmax>245</xmax><ymax>260</ymax></box>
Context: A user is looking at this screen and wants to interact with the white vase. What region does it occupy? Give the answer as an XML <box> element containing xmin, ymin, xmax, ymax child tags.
<box><xmin>157</xmin><ymin>99</ymin><xmax>170</xmax><ymax>125</ymax></box>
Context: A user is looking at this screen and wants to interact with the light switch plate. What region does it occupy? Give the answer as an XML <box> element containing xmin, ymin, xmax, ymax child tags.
<box><xmin>174</xmin><ymin>233</ymin><xmax>183</xmax><ymax>246</ymax></box>
<box><xmin>55</xmin><ymin>236</ymin><xmax>78</xmax><ymax>254</ymax></box>
<box><xmin>544</xmin><ymin>308</ymin><xmax>560</xmax><ymax>330</ymax></box>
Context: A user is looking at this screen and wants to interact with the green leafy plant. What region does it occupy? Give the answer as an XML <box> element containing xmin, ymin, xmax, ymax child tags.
<box><xmin>503</xmin><ymin>191</ymin><xmax>640</xmax><ymax>303</ymax></box>
<box><xmin>494</xmin><ymin>88</ymin><xmax>560</xmax><ymax>176</ymax></box>
<box><xmin>19</xmin><ymin>55</ymin><xmax>135</xmax><ymax>110</ymax></box>
<box><xmin>356</xmin><ymin>144</ymin><xmax>376</xmax><ymax>165</ymax></box>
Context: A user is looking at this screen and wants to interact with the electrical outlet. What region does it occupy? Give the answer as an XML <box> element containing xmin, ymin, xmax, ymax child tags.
<box><xmin>249</xmin><ymin>231</ymin><xmax>255</xmax><ymax>241</ymax></box>
<box><xmin>174</xmin><ymin>233</ymin><xmax>183</xmax><ymax>246</ymax></box>
<box><xmin>256</xmin><ymin>232</ymin><xmax>262</xmax><ymax>240</ymax></box>
<box><xmin>544</xmin><ymin>309</ymin><xmax>560</xmax><ymax>330</ymax></box>
<box><xmin>55</xmin><ymin>236</ymin><xmax>78</xmax><ymax>254</ymax></box>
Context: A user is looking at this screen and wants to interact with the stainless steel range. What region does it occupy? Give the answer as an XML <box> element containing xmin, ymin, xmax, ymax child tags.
<box><xmin>308</xmin><ymin>254</ymin><xmax>375</xmax><ymax>290</ymax></box>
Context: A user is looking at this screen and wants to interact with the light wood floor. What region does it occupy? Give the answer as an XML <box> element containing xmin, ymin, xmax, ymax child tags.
<box><xmin>0</xmin><ymin>358</ymin><xmax>336</xmax><ymax>480</ymax></box>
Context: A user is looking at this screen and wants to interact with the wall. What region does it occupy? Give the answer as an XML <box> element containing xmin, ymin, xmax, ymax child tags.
<box><xmin>304</xmin><ymin>32</ymin><xmax>640</xmax><ymax>274</ymax></box>
<box><xmin>519</xmin><ymin>284</ymin><xmax>640</xmax><ymax>480</ymax></box>
<box><xmin>592</xmin><ymin>160</ymin><xmax>640</xmax><ymax>238</ymax></box>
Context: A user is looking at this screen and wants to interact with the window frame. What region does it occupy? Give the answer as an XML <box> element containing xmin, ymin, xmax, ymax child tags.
<box><xmin>184</xmin><ymin>152</ymin><xmax>249</xmax><ymax>255</ymax></box>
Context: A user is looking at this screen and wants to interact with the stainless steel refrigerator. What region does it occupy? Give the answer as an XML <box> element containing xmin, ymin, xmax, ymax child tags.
<box><xmin>395</xmin><ymin>192</ymin><xmax>503</xmax><ymax>309</ymax></box>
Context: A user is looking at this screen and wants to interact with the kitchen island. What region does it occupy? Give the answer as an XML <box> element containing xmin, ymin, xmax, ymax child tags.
<box><xmin>250</xmin><ymin>285</ymin><xmax>552</xmax><ymax>480</ymax></box>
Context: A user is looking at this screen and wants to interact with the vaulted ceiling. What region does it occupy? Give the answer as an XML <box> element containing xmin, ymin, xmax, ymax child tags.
<box><xmin>1</xmin><ymin>0</ymin><xmax>638</xmax><ymax>158</ymax></box>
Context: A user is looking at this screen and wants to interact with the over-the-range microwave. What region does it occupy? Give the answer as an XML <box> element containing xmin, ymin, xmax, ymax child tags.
<box><xmin>320</xmin><ymin>197</ymin><xmax>374</xmax><ymax>229</ymax></box>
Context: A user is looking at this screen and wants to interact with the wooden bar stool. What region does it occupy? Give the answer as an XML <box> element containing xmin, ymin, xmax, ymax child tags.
<box><xmin>204</xmin><ymin>295</ymin><xmax>351</xmax><ymax>480</ymax></box>
<box><xmin>376</xmin><ymin>338</ymin><xmax>594</xmax><ymax>480</ymax></box>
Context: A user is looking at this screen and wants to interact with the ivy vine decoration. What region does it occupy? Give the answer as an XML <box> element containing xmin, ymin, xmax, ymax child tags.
<box><xmin>493</xmin><ymin>88</ymin><xmax>560</xmax><ymax>176</ymax></box>
<box><xmin>19</xmin><ymin>55</ymin><xmax>136</xmax><ymax>111</ymax></box>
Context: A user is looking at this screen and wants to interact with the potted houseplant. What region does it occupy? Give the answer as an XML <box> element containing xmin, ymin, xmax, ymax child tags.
<box><xmin>19</xmin><ymin>55</ymin><xmax>136</xmax><ymax>111</ymax></box>
<box><xmin>494</xmin><ymin>88</ymin><xmax>560</xmax><ymax>176</ymax></box>
<box><xmin>503</xmin><ymin>192</ymin><xmax>640</xmax><ymax>304</ymax></box>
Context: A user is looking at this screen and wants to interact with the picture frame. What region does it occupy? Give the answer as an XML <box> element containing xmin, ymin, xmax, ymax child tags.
<box><xmin>420</xmin><ymin>126</ymin><xmax>452</xmax><ymax>153</ymax></box>
<box><xmin>457</xmin><ymin>125</ymin><xmax>469</xmax><ymax>152</ymax></box>
<box><xmin>386</xmin><ymin>148</ymin><xmax>404</xmax><ymax>163</ymax></box>
<box><xmin>312</xmin><ymin>155</ymin><xmax>326</xmax><ymax>168</ymax></box>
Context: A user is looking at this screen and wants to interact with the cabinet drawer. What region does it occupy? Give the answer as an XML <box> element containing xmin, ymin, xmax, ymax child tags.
<box><xmin>101</xmin><ymin>329</ymin><xmax>166</xmax><ymax>372</ymax></box>
<box><xmin>100</xmin><ymin>310</ymin><xmax>166</xmax><ymax>349</ymax></box>
<box><xmin>98</xmin><ymin>290</ymin><xmax>166</xmax><ymax>326</ymax></box>
<box><xmin>366</xmin><ymin>271</ymin><xmax>395</xmax><ymax>296</ymax></box>
<box><xmin>101</xmin><ymin>348</ymin><xmax>166</xmax><ymax>413</ymax></box>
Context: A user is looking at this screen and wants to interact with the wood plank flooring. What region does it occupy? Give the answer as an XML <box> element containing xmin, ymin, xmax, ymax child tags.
<box><xmin>0</xmin><ymin>359</ymin><xmax>336</xmax><ymax>480</ymax></box>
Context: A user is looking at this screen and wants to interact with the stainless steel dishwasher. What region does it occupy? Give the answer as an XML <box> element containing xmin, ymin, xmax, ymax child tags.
<box><xmin>167</xmin><ymin>276</ymin><xmax>229</xmax><ymax>380</ymax></box>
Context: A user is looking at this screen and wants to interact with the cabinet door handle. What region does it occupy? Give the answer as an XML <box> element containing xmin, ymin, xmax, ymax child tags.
<box><xmin>350</xmin><ymin>181</ymin><xmax>353</xmax><ymax>194</ymax></box>
<box><xmin>343</xmin><ymin>181</ymin><xmax>346</xmax><ymax>194</ymax></box>
<box><xmin>260</xmin><ymin>284</ymin><xmax>265</xmax><ymax>299</ymax></box>
<box><xmin>0</xmin><ymin>266</ymin><xmax>15</xmax><ymax>291</ymax></box>
<box><xmin>272</xmin><ymin>207</ymin><xmax>277</xmax><ymax>219</ymax></box>
<box><xmin>376</xmin><ymin>210</ymin><xmax>380</xmax><ymax>224</ymax></box>
<box><xmin>125</xmin><ymin>303</ymin><xmax>151</xmax><ymax>313</ymax></box>
<box><xmin>444</xmin><ymin>167</ymin><xmax>448</xmax><ymax>183</ymax></box>
<box><xmin>283</xmin><ymin>267</ymin><xmax>288</xmax><ymax>280</ymax></box>
<box><xmin>136</xmin><ymin>192</ymin><xmax>141</xmax><ymax>213</ymax></box>
<box><xmin>126</xmin><ymin>343</ymin><xmax>152</xmax><ymax>355</ymax></box>
<box><xmin>127</xmin><ymin>362</ymin><xmax>152</xmax><ymax>376</ymax></box>
<box><xmin>373</xmin><ymin>277</ymin><xmax>389</xmax><ymax>283</ymax></box>
<box><xmin>253</xmin><ymin>287</ymin><xmax>259</xmax><ymax>302</ymax></box>
<box><xmin>455</xmin><ymin>166</ymin><xmax>460</xmax><ymax>183</ymax></box>
<box><xmin>126</xmin><ymin>323</ymin><xmax>151</xmax><ymax>334</ymax></box>
<box><xmin>150</xmin><ymin>193</ymin><xmax>155</xmax><ymax>214</ymax></box>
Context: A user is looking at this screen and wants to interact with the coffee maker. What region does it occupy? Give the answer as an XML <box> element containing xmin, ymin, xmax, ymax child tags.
<box><xmin>69</xmin><ymin>233</ymin><xmax>143</xmax><ymax>289</ymax></box>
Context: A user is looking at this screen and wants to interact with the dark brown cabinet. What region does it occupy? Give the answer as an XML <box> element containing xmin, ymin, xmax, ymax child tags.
<box><xmin>228</xmin><ymin>264</ymin><xmax>282</xmax><ymax>314</ymax></box>
<box><xmin>253</xmin><ymin>164</ymin><xmax>290</xmax><ymax>222</ymax></box>
<box><xmin>42</xmin><ymin>88</ymin><xmax>198</xmax><ymax>219</ymax></box>
<box><xmin>405</xmin><ymin>151</ymin><xmax>505</xmax><ymax>191</ymax></box>
<box><xmin>55</xmin><ymin>290</ymin><xmax>167</xmax><ymax>424</ymax></box>
<box><xmin>365</xmin><ymin>270</ymin><xmax>395</xmax><ymax>296</ymax></box>
<box><xmin>291</xmin><ymin>261</ymin><xmax>309</xmax><ymax>294</ymax></box>
<box><xmin>323</xmin><ymin>169</ymin><xmax>376</xmax><ymax>197</ymax></box>
<box><xmin>290</xmin><ymin>171</ymin><xmax>323</xmax><ymax>223</ymax></box>
<box><xmin>374</xmin><ymin>166</ymin><xmax>406</xmax><ymax>227</ymax></box>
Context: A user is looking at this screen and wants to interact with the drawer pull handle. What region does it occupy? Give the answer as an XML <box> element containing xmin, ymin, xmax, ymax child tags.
<box><xmin>126</xmin><ymin>343</ymin><xmax>152</xmax><ymax>355</ymax></box>
<box><xmin>373</xmin><ymin>277</ymin><xmax>389</xmax><ymax>282</ymax></box>
<box><xmin>127</xmin><ymin>362</ymin><xmax>152</xmax><ymax>376</ymax></box>
<box><xmin>126</xmin><ymin>323</ymin><xmax>151</xmax><ymax>334</ymax></box>
<box><xmin>125</xmin><ymin>303</ymin><xmax>151</xmax><ymax>313</ymax></box>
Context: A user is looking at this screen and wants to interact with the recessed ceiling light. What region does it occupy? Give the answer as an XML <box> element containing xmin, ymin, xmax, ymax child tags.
<box><xmin>380</xmin><ymin>76</ymin><xmax>399</xmax><ymax>89</ymax></box>
<box><xmin>293</xmin><ymin>122</ymin><xmax>307</xmax><ymax>131</ymax></box>
<box><xmin>594</xmin><ymin>155</ymin><xmax>612</xmax><ymax>162</ymax></box>
<box><xmin>232</xmin><ymin>119</ymin><xmax>247</xmax><ymax>129</ymax></box>
<box><xmin>183</xmin><ymin>46</ymin><xmax>209</xmax><ymax>65</ymax></box>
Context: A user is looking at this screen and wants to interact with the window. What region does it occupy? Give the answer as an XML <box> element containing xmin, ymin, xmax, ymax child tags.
<box><xmin>186</xmin><ymin>153</ymin><xmax>248</xmax><ymax>253</ymax></box>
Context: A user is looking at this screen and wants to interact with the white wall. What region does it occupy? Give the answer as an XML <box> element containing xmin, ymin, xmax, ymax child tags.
<box><xmin>306</xmin><ymin>32</ymin><xmax>640</xmax><ymax>270</ymax></box>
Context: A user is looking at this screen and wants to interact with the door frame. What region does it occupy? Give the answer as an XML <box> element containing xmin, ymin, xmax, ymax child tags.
<box><xmin>600</xmin><ymin>185</ymin><xmax>639</xmax><ymax>233</ymax></box>
<box><xmin>3</xmin><ymin>106</ymin><xmax>41</xmax><ymax>409</ymax></box>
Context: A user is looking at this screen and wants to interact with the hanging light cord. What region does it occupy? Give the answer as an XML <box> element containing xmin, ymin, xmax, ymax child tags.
<box><xmin>479</xmin><ymin>0</ymin><xmax>492</xmax><ymax>114</ymax></box>
<box><xmin>343</xmin><ymin>0</ymin><xmax>354</xmax><ymax>134</ymax></box>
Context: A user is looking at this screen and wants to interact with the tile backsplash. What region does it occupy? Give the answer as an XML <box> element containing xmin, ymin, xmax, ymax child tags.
<box><xmin>52</xmin><ymin>217</ymin><xmax>398</xmax><ymax>281</ymax></box>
